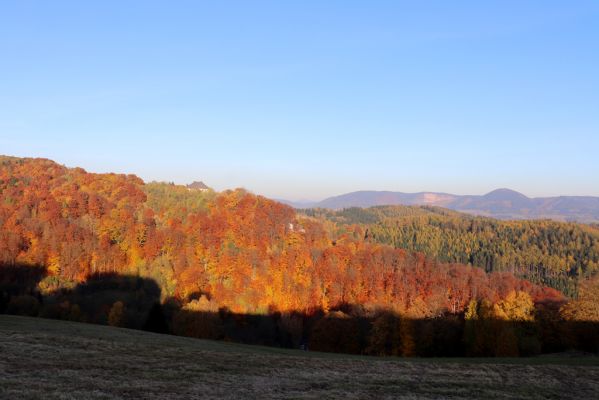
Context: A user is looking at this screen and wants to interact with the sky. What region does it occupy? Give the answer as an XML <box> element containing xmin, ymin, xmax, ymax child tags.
<box><xmin>1</xmin><ymin>1</ymin><xmax>598</xmax><ymax>200</ymax></box>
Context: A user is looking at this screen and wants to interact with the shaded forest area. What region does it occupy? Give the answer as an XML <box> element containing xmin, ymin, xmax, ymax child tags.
<box><xmin>301</xmin><ymin>206</ymin><xmax>599</xmax><ymax>296</ymax></box>
<box><xmin>2</xmin><ymin>267</ymin><xmax>599</xmax><ymax>357</ymax></box>
<box><xmin>1</xmin><ymin>156</ymin><xmax>598</xmax><ymax>357</ymax></box>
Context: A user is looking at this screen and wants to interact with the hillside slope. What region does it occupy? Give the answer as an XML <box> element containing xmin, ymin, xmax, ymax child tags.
<box><xmin>302</xmin><ymin>205</ymin><xmax>599</xmax><ymax>295</ymax></box>
<box><xmin>2</xmin><ymin>315</ymin><xmax>599</xmax><ymax>400</ymax></box>
<box><xmin>0</xmin><ymin>155</ymin><xmax>560</xmax><ymax>318</ymax></box>
<box><xmin>4</xmin><ymin>155</ymin><xmax>598</xmax><ymax>359</ymax></box>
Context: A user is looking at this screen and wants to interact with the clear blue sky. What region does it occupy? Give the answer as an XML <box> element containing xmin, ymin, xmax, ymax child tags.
<box><xmin>1</xmin><ymin>1</ymin><xmax>598</xmax><ymax>200</ymax></box>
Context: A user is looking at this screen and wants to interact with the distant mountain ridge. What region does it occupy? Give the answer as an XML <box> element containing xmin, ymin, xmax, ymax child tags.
<box><xmin>281</xmin><ymin>188</ymin><xmax>599</xmax><ymax>223</ymax></box>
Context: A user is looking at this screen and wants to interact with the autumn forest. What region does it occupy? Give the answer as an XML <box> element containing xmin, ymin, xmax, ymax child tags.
<box><xmin>1</xmin><ymin>155</ymin><xmax>598</xmax><ymax>357</ymax></box>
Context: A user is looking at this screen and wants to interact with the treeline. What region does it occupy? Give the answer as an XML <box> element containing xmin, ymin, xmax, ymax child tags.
<box><xmin>1</xmin><ymin>156</ymin><xmax>597</xmax><ymax>357</ymax></box>
<box><xmin>301</xmin><ymin>206</ymin><xmax>599</xmax><ymax>296</ymax></box>
<box><xmin>2</xmin><ymin>269</ymin><xmax>598</xmax><ymax>357</ymax></box>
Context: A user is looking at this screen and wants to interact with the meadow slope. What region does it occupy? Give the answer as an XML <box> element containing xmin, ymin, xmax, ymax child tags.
<box><xmin>1</xmin><ymin>315</ymin><xmax>598</xmax><ymax>399</ymax></box>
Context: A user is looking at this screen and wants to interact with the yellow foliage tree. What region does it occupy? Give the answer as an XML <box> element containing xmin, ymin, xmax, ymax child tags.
<box><xmin>561</xmin><ymin>276</ymin><xmax>599</xmax><ymax>322</ymax></box>
<box><xmin>47</xmin><ymin>254</ymin><xmax>61</xmax><ymax>276</ymax></box>
<box><xmin>493</xmin><ymin>291</ymin><xmax>535</xmax><ymax>321</ymax></box>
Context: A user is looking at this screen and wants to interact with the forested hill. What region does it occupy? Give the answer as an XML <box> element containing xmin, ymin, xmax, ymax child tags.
<box><xmin>2</xmin><ymin>155</ymin><xmax>599</xmax><ymax>357</ymax></box>
<box><xmin>1</xmin><ymin>155</ymin><xmax>559</xmax><ymax>313</ymax></box>
<box><xmin>301</xmin><ymin>206</ymin><xmax>599</xmax><ymax>296</ymax></box>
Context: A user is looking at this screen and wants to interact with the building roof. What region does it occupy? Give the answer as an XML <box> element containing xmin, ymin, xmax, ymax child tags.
<box><xmin>187</xmin><ymin>181</ymin><xmax>210</xmax><ymax>190</ymax></box>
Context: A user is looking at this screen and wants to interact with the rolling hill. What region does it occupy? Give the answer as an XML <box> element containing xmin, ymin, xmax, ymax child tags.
<box><xmin>284</xmin><ymin>189</ymin><xmax>599</xmax><ymax>223</ymax></box>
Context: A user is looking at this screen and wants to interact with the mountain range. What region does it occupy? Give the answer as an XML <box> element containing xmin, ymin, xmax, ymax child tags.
<box><xmin>279</xmin><ymin>189</ymin><xmax>599</xmax><ymax>223</ymax></box>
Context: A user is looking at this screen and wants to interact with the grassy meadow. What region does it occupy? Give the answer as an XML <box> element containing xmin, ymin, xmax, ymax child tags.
<box><xmin>1</xmin><ymin>315</ymin><xmax>599</xmax><ymax>399</ymax></box>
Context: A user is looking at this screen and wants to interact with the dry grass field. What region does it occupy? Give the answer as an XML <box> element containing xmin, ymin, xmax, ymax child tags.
<box><xmin>1</xmin><ymin>315</ymin><xmax>598</xmax><ymax>399</ymax></box>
